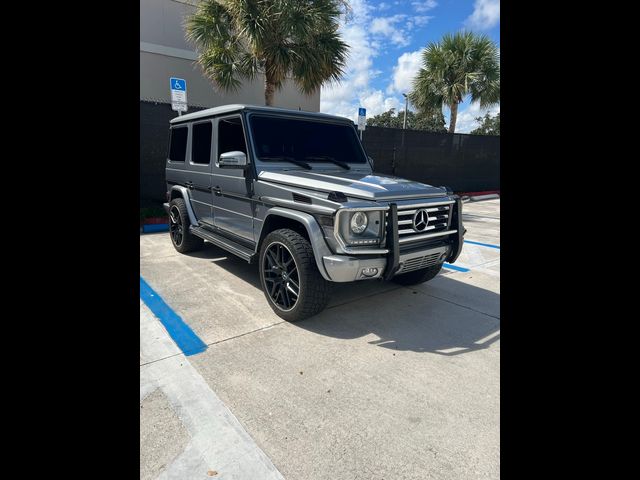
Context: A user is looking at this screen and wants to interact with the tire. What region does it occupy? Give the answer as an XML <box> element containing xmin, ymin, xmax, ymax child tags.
<box><xmin>259</xmin><ymin>228</ymin><xmax>331</xmax><ymax>322</ymax></box>
<box><xmin>391</xmin><ymin>264</ymin><xmax>442</xmax><ymax>286</ymax></box>
<box><xmin>168</xmin><ymin>197</ymin><xmax>203</xmax><ymax>253</ymax></box>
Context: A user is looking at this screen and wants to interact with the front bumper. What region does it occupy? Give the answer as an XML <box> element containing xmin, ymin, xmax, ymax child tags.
<box><xmin>322</xmin><ymin>255</ymin><xmax>387</xmax><ymax>282</ymax></box>
<box><xmin>322</xmin><ymin>244</ymin><xmax>451</xmax><ymax>282</ymax></box>
<box><xmin>322</xmin><ymin>197</ymin><xmax>464</xmax><ymax>283</ymax></box>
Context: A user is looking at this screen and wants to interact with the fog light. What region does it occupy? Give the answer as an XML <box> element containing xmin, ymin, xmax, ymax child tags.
<box><xmin>361</xmin><ymin>267</ymin><xmax>378</xmax><ymax>277</ymax></box>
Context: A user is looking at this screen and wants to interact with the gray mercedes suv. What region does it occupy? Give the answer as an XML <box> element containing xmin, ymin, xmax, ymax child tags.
<box><xmin>164</xmin><ymin>104</ymin><xmax>464</xmax><ymax>321</ymax></box>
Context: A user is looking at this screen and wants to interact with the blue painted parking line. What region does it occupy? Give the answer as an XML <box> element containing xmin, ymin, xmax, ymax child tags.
<box><xmin>443</xmin><ymin>263</ymin><xmax>470</xmax><ymax>272</ymax></box>
<box><xmin>142</xmin><ymin>224</ymin><xmax>169</xmax><ymax>233</ymax></box>
<box><xmin>464</xmin><ymin>239</ymin><xmax>500</xmax><ymax>249</ymax></box>
<box><xmin>140</xmin><ymin>277</ymin><xmax>207</xmax><ymax>356</ymax></box>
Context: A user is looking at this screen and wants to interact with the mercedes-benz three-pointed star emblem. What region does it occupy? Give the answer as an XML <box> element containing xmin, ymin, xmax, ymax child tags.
<box><xmin>412</xmin><ymin>209</ymin><xmax>430</xmax><ymax>232</ymax></box>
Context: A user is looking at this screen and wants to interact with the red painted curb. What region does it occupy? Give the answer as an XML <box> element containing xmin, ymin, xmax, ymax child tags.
<box><xmin>457</xmin><ymin>190</ymin><xmax>500</xmax><ymax>197</ymax></box>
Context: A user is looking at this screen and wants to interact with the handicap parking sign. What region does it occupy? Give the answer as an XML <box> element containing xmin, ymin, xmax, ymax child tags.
<box><xmin>170</xmin><ymin>77</ymin><xmax>187</xmax><ymax>112</ymax></box>
<box><xmin>170</xmin><ymin>78</ymin><xmax>186</xmax><ymax>91</ymax></box>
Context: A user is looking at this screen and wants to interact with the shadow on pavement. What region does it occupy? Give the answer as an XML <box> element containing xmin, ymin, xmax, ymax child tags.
<box><xmin>186</xmin><ymin>243</ymin><xmax>500</xmax><ymax>356</ymax></box>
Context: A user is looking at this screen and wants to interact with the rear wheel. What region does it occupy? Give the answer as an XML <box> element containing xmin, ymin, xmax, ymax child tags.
<box><xmin>259</xmin><ymin>229</ymin><xmax>330</xmax><ymax>322</ymax></box>
<box><xmin>168</xmin><ymin>197</ymin><xmax>203</xmax><ymax>253</ymax></box>
<box><xmin>391</xmin><ymin>264</ymin><xmax>442</xmax><ymax>286</ymax></box>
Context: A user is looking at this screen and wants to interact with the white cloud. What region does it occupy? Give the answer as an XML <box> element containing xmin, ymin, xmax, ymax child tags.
<box><xmin>386</xmin><ymin>49</ymin><xmax>423</xmax><ymax>95</ymax></box>
<box><xmin>465</xmin><ymin>0</ymin><xmax>500</xmax><ymax>30</ymax></box>
<box><xmin>321</xmin><ymin>0</ymin><xmax>400</xmax><ymax>121</ymax></box>
<box><xmin>452</xmin><ymin>101</ymin><xmax>500</xmax><ymax>133</ymax></box>
<box><xmin>407</xmin><ymin>16</ymin><xmax>433</xmax><ymax>30</ymax></box>
<box><xmin>320</xmin><ymin>0</ymin><xmax>436</xmax><ymax>121</ymax></box>
<box><xmin>377</xmin><ymin>2</ymin><xmax>391</xmax><ymax>10</ymax></box>
<box><xmin>362</xmin><ymin>90</ymin><xmax>401</xmax><ymax>115</ymax></box>
<box><xmin>370</xmin><ymin>15</ymin><xmax>409</xmax><ymax>46</ymax></box>
<box><xmin>412</xmin><ymin>0</ymin><xmax>438</xmax><ymax>13</ymax></box>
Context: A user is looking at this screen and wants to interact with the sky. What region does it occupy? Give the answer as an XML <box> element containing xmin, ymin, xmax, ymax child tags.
<box><xmin>320</xmin><ymin>0</ymin><xmax>500</xmax><ymax>132</ymax></box>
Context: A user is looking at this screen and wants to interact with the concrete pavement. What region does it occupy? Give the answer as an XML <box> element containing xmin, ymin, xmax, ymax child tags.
<box><xmin>140</xmin><ymin>199</ymin><xmax>500</xmax><ymax>479</ymax></box>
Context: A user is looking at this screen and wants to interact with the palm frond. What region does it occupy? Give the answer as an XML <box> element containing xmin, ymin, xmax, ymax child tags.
<box><xmin>409</xmin><ymin>30</ymin><xmax>500</xmax><ymax>130</ymax></box>
<box><xmin>186</xmin><ymin>0</ymin><xmax>349</xmax><ymax>101</ymax></box>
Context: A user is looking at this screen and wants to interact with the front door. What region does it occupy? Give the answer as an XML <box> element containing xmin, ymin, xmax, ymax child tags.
<box><xmin>212</xmin><ymin>115</ymin><xmax>254</xmax><ymax>243</ymax></box>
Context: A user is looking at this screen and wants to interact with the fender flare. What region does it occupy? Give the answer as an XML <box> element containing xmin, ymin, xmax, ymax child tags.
<box><xmin>169</xmin><ymin>186</ymin><xmax>198</xmax><ymax>226</ymax></box>
<box><xmin>262</xmin><ymin>207</ymin><xmax>334</xmax><ymax>281</ymax></box>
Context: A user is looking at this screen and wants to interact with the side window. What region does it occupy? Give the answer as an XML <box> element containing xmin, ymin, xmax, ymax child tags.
<box><xmin>191</xmin><ymin>122</ymin><xmax>213</xmax><ymax>165</ymax></box>
<box><xmin>168</xmin><ymin>126</ymin><xmax>188</xmax><ymax>162</ymax></box>
<box><xmin>218</xmin><ymin>117</ymin><xmax>247</xmax><ymax>156</ymax></box>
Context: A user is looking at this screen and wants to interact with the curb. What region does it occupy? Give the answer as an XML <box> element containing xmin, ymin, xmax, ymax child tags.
<box><xmin>470</xmin><ymin>194</ymin><xmax>500</xmax><ymax>202</ymax></box>
<box><xmin>458</xmin><ymin>191</ymin><xmax>500</xmax><ymax>203</ymax></box>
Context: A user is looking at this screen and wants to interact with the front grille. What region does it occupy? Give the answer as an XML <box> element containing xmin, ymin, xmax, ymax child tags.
<box><xmin>396</xmin><ymin>202</ymin><xmax>454</xmax><ymax>245</ymax></box>
<box><xmin>397</xmin><ymin>251</ymin><xmax>443</xmax><ymax>273</ymax></box>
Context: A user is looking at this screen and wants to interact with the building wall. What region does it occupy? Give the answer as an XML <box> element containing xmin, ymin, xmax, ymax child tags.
<box><xmin>139</xmin><ymin>0</ymin><xmax>320</xmax><ymax>111</ymax></box>
<box><xmin>140</xmin><ymin>0</ymin><xmax>320</xmax><ymax>205</ymax></box>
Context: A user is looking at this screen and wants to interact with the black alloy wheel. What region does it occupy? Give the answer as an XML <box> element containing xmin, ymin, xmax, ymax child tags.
<box><xmin>262</xmin><ymin>241</ymin><xmax>300</xmax><ymax>311</ymax></box>
<box><xmin>169</xmin><ymin>205</ymin><xmax>184</xmax><ymax>247</ymax></box>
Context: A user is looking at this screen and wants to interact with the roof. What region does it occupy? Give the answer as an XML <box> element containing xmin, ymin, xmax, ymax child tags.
<box><xmin>169</xmin><ymin>104</ymin><xmax>352</xmax><ymax>124</ymax></box>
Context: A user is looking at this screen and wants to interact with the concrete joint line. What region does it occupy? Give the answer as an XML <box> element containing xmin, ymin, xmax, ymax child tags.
<box><xmin>140</xmin><ymin>303</ymin><xmax>285</xmax><ymax>480</ymax></box>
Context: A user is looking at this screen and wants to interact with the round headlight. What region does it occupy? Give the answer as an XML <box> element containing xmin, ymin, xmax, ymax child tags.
<box><xmin>350</xmin><ymin>211</ymin><xmax>368</xmax><ymax>234</ymax></box>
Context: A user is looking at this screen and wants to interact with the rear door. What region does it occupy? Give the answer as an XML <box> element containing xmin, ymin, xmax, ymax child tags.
<box><xmin>211</xmin><ymin>115</ymin><xmax>254</xmax><ymax>243</ymax></box>
<box><xmin>186</xmin><ymin>120</ymin><xmax>214</xmax><ymax>225</ymax></box>
<box><xmin>166</xmin><ymin>123</ymin><xmax>190</xmax><ymax>199</ymax></box>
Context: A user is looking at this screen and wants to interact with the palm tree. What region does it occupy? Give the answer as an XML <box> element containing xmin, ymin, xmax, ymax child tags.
<box><xmin>185</xmin><ymin>0</ymin><xmax>349</xmax><ymax>106</ymax></box>
<box><xmin>409</xmin><ymin>31</ymin><xmax>500</xmax><ymax>133</ymax></box>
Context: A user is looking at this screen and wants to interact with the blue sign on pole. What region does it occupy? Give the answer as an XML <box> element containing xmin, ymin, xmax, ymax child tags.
<box><xmin>170</xmin><ymin>78</ymin><xmax>186</xmax><ymax>91</ymax></box>
<box><xmin>357</xmin><ymin>107</ymin><xmax>366</xmax><ymax>132</ymax></box>
<box><xmin>170</xmin><ymin>77</ymin><xmax>187</xmax><ymax>113</ymax></box>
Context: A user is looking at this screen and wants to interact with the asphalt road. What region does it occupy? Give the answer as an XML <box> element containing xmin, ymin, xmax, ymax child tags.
<box><xmin>140</xmin><ymin>198</ymin><xmax>500</xmax><ymax>480</ymax></box>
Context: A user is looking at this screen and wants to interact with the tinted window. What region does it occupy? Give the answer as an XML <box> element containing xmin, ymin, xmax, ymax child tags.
<box><xmin>249</xmin><ymin>116</ymin><xmax>367</xmax><ymax>164</ymax></box>
<box><xmin>168</xmin><ymin>126</ymin><xmax>188</xmax><ymax>162</ymax></box>
<box><xmin>192</xmin><ymin>122</ymin><xmax>212</xmax><ymax>164</ymax></box>
<box><xmin>218</xmin><ymin>117</ymin><xmax>247</xmax><ymax>155</ymax></box>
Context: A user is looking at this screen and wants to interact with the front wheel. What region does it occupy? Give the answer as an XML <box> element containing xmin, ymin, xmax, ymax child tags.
<box><xmin>391</xmin><ymin>264</ymin><xmax>443</xmax><ymax>286</ymax></box>
<box><xmin>259</xmin><ymin>229</ymin><xmax>330</xmax><ymax>322</ymax></box>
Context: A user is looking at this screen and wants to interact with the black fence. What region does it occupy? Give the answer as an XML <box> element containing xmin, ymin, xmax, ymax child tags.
<box><xmin>361</xmin><ymin>126</ymin><xmax>500</xmax><ymax>193</ymax></box>
<box><xmin>140</xmin><ymin>101</ymin><xmax>207</xmax><ymax>207</ymax></box>
<box><xmin>140</xmin><ymin>102</ymin><xmax>500</xmax><ymax>205</ymax></box>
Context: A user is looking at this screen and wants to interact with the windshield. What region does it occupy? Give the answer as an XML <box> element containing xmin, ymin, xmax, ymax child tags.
<box><xmin>248</xmin><ymin>115</ymin><xmax>368</xmax><ymax>168</ymax></box>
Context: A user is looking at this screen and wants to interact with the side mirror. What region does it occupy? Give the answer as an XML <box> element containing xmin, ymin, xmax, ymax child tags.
<box><xmin>368</xmin><ymin>156</ymin><xmax>375</xmax><ymax>169</ymax></box>
<box><xmin>218</xmin><ymin>151</ymin><xmax>248</xmax><ymax>169</ymax></box>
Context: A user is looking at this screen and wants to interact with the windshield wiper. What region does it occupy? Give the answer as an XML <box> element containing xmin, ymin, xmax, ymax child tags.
<box><xmin>259</xmin><ymin>155</ymin><xmax>312</xmax><ymax>170</ymax></box>
<box><xmin>304</xmin><ymin>155</ymin><xmax>351</xmax><ymax>170</ymax></box>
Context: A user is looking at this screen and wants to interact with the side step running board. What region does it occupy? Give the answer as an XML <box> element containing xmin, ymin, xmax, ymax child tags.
<box><xmin>190</xmin><ymin>226</ymin><xmax>257</xmax><ymax>264</ymax></box>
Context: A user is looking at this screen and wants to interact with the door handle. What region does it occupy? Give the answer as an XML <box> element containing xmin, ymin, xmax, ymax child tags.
<box><xmin>185</xmin><ymin>181</ymin><xmax>194</xmax><ymax>189</ymax></box>
<box><xmin>212</xmin><ymin>185</ymin><xmax>222</xmax><ymax>196</ymax></box>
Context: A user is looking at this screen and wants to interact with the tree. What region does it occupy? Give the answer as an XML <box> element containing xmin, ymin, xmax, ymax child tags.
<box><xmin>470</xmin><ymin>112</ymin><xmax>500</xmax><ymax>135</ymax></box>
<box><xmin>366</xmin><ymin>108</ymin><xmax>446</xmax><ymax>132</ymax></box>
<box><xmin>408</xmin><ymin>31</ymin><xmax>500</xmax><ymax>133</ymax></box>
<box><xmin>185</xmin><ymin>0</ymin><xmax>349</xmax><ymax>106</ymax></box>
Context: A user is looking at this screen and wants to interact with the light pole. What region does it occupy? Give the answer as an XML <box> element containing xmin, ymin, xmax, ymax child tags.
<box><xmin>402</xmin><ymin>93</ymin><xmax>408</xmax><ymax>130</ymax></box>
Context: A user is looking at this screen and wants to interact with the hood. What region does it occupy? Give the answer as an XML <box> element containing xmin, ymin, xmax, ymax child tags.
<box><xmin>257</xmin><ymin>170</ymin><xmax>447</xmax><ymax>201</ymax></box>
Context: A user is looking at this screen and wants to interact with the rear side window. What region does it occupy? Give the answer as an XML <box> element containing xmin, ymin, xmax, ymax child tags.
<box><xmin>191</xmin><ymin>122</ymin><xmax>212</xmax><ymax>164</ymax></box>
<box><xmin>168</xmin><ymin>126</ymin><xmax>188</xmax><ymax>162</ymax></box>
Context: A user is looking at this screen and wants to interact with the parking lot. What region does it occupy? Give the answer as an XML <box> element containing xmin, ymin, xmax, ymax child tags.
<box><xmin>140</xmin><ymin>199</ymin><xmax>500</xmax><ymax>480</ymax></box>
